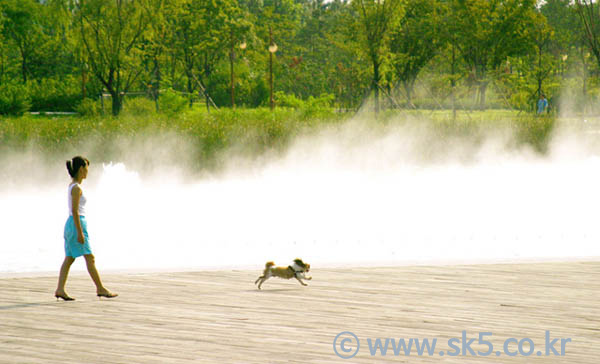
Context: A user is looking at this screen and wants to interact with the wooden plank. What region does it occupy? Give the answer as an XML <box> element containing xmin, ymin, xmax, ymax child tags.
<box><xmin>0</xmin><ymin>261</ymin><xmax>598</xmax><ymax>363</ymax></box>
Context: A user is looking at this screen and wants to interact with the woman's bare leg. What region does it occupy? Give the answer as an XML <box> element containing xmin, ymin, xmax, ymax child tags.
<box><xmin>55</xmin><ymin>256</ymin><xmax>75</xmax><ymax>296</ymax></box>
<box><xmin>84</xmin><ymin>254</ymin><xmax>116</xmax><ymax>296</ymax></box>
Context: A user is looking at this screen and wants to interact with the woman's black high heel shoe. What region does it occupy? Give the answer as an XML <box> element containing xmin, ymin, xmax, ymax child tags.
<box><xmin>55</xmin><ymin>293</ymin><xmax>75</xmax><ymax>301</ymax></box>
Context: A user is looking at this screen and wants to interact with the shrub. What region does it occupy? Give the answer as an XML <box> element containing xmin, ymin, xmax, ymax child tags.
<box><xmin>159</xmin><ymin>89</ymin><xmax>188</xmax><ymax>116</ymax></box>
<box><xmin>272</xmin><ymin>92</ymin><xmax>335</xmax><ymax>114</ymax></box>
<box><xmin>27</xmin><ymin>77</ymin><xmax>81</xmax><ymax>111</ymax></box>
<box><xmin>514</xmin><ymin>115</ymin><xmax>555</xmax><ymax>153</ymax></box>
<box><xmin>510</xmin><ymin>91</ymin><xmax>533</xmax><ymax>111</ymax></box>
<box><xmin>0</xmin><ymin>83</ymin><xmax>31</xmax><ymax>116</ymax></box>
<box><xmin>305</xmin><ymin>93</ymin><xmax>335</xmax><ymax>109</ymax></box>
<box><xmin>123</xmin><ymin>97</ymin><xmax>157</xmax><ymax>116</ymax></box>
<box><xmin>75</xmin><ymin>98</ymin><xmax>102</xmax><ymax>117</ymax></box>
<box><xmin>274</xmin><ymin>91</ymin><xmax>305</xmax><ymax>108</ymax></box>
<box><xmin>300</xmin><ymin>93</ymin><xmax>335</xmax><ymax>119</ymax></box>
<box><xmin>249</xmin><ymin>77</ymin><xmax>269</xmax><ymax>107</ymax></box>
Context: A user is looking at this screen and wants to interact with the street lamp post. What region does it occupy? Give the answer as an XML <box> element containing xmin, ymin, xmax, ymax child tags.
<box><xmin>268</xmin><ymin>26</ymin><xmax>278</xmax><ymax>111</ymax></box>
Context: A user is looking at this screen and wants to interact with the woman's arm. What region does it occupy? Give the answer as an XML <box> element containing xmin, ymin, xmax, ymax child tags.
<box><xmin>71</xmin><ymin>185</ymin><xmax>85</xmax><ymax>244</ymax></box>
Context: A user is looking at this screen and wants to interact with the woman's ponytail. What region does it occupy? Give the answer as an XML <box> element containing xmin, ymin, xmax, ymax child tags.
<box><xmin>66</xmin><ymin>160</ymin><xmax>74</xmax><ymax>177</ymax></box>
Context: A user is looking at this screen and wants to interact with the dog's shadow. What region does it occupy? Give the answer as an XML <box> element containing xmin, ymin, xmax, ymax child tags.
<box><xmin>248</xmin><ymin>288</ymin><xmax>301</xmax><ymax>293</ymax></box>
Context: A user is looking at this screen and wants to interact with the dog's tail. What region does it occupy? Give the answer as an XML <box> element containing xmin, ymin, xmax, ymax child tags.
<box><xmin>256</xmin><ymin>261</ymin><xmax>275</xmax><ymax>286</ymax></box>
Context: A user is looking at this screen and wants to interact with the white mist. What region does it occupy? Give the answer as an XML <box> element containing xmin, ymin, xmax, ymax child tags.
<box><xmin>1</xmin><ymin>121</ymin><xmax>599</xmax><ymax>274</ymax></box>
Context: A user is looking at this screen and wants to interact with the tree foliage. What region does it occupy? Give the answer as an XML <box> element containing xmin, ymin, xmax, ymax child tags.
<box><xmin>390</xmin><ymin>0</ymin><xmax>442</xmax><ymax>107</ymax></box>
<box><xmin>0</xmin><ymin>0</ymin><xmax>596</xmax><ymax>114</ymax></box>
<box><xmin>351</xmin><ymin>0</ymin><xmax>402</xmax><ymax>112</ymax></box>
<box><xmin>74</xmin><ymin>0</ymin><xmax>151</xmax><ymax>115</ymax></box>
<box><xmin>447</xmin><ymin>0</ymin><xmax>538</xmax><ymax>108</ymax></box>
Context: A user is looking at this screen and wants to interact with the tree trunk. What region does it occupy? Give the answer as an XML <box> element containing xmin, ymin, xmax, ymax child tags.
<box><xmin>478</xmin><ymin>82</ymin><xmax>487</xmax><ymax>110</ymax></box>
<box><xmin>537</xmin><ymin>45</ymin><xmax>543</xmax><ymax>99</ymax></box>
<box><xmin>21</xmin><ymin>57</ymin><xmax>27</xmax><ymax>83</ymax></box>
<box><xmin>110</xmin><ymin>90</ymin><xmax>122</xmax><ymax>116</ymax></box>
<box><xmin>187</xmin><ymin>74</ymin><xmax>194</xmax><ymax>108</ymax></box>
<box><xmin>154</xmin><ymin>57</ymin><xmax>160</xmax><ymax>112</ymax></box>
<box><xmin>0</xmin><ymin>48</ymin><xmax>4</xmax><ymax>83</ymax></box>
<box><xmin>81</xmin><ymin>63</ymin><xmax>87</xmax><ymax>100</ymax></box>
<box><xmin>373</xmin><ymin>61</ymin><xmax>380</xmax><ymax>114</ymax></box>
<box><xmin>403</xmin><ymin>80</ymin><xmax>415</xmax><ymax>109</ymax></box>
<box><xmin>269</xmin><ymin>51</ymin><xmax>274</xmax><ymax>111</ymax></box>
<box><xmin>230</xmin><ymin>40</ymin><xmax>235</xmax><ymax>108</ymax></box>
<box><xmin>451</xmin><ymin>45</ymin><xmax>456</xmax><ymax>121</ymax></box>
<box><xmin>583</xmin><ymin>50</ymin><xmax>588</xmax><ymax>118</ymax></box>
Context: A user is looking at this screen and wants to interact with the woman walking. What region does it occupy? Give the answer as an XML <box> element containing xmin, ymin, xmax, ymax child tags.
<box><xmin>54</xmin><ymin>156</ymin><xmax>117</xmax><ymax>301</ymax></box>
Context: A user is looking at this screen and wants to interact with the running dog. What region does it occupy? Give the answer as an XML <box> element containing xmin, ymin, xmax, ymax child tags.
<box><xmin>254</xmin><ymin>258</ymin><xmax>311</xmax><ymax>289</ymax></box>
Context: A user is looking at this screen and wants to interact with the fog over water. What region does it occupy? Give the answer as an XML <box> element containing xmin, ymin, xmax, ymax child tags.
<box><xmin>2</xmin><ymin>118</ymin><xmax>600</xmax><ymax>274</ymax></box>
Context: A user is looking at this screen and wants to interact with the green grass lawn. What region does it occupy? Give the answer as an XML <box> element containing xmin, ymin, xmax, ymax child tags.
<box><xmin>0</xmin><ymin>107</ymin><xmax>561</xmax><ymax>171</ymax></box>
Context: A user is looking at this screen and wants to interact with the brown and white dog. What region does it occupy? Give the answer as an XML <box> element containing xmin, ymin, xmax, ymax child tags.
<box><xmin>254</xmin><ymin>258</ymin><xmax>312</xmax><ymax>289</ymax></box>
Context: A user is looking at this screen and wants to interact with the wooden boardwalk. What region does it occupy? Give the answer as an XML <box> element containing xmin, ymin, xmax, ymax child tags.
<box><xmin>0</xmin><ymin>261</ymin><xmax>598</xmax><ymax>363</ymax></box>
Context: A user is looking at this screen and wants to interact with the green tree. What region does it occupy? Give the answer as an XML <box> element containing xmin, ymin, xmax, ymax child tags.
<box><xmin>0</xmin><ymin>6</ymin><xmax>6</xmax><ymax>83</ymax></box>
<box><xmin>542</xmin><ymin>0</ymin><xmax>580</xmax><ymax>56</ymax></box>
<box><xmin>573</xmin><ymin>0</ymin><xmax>600</xmax><ymax>108</ymax></box>
<box><xmin>74</xmin><ymin>0</ymin><xmax>151</xmax><ymax>115</ymax></box>
<box><xmin>164</xmin><ymin>0</ymin><xmax>241</xmax><ymax>109</ymax></box>
<box><xmin>287</xmin><ymin>0</ymin><xmax>330</xmax><ymax>99</ymax></box>
<box><xmin>0</xmin><ymin>0</ymin><xmax>44</xmax><ymax>82</ymax></box>
<box><xmin>141</xmin><ymin>0</ymin><xmax>172</xmax><ymax>107</ymax></box>
<box><xmin>541</xmin><ymin>0</ymin><xmax>591</xmax><ymax>114</ymax></box>
<box><xmin>241</xmin><ymin>0</ymin><xmax>303</xmax><ymax>108</ymax></box>
<box><xmin>291</xmin><ymin>0</ymin><xmax>370</xmax><ymax>108</ymax></box>
<box><xmin>352</xmin><ymin>0</ymin><xmax>403</xmax><ymax>113</ymax></box>
<box><xmin>389</xmin><ymin>0</ymin><xmax>443</xmax><ymax>108</ymax></box>
<box><xmin>325</xmin><ymin>0</ymin><xmax>371</xmax><ymax>109</ymax></box>
<box><xmin>529</xmin><ymin>12</ymin><xmax>555</xmax><ymax>99</ymax></box>
<box><xmin>448</xmin><ymin>0</ymin><xmax>537</xmax><ymax>109</ymax></box>
<box><xmin>224</xmin><ymin>6</ymin><xmax>252</xmax><ymax>108</ymax></box>
<box><xmin>574</xmin><ymin>0</ymin><xmax>600</xmax><ymax>68</ymax></box>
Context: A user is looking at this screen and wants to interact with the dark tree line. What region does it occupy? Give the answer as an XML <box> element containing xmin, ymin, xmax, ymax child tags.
<box><xmin>0</xmin><ymin>0</ymin><xmax>598</xmax><ymax>115</ymax></box>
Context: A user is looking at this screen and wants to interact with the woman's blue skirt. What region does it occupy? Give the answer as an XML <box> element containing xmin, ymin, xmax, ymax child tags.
<box><xmin>64</xmin><ymin>215</ymin><xmax>92</xmax><ymax>258</ymax></box>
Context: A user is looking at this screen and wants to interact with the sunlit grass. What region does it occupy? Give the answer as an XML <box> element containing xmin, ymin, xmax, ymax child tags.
<box><xmin>0</xmin><ymin>107</ymin><xmax>558</xmax><ymax>169</ymax></box>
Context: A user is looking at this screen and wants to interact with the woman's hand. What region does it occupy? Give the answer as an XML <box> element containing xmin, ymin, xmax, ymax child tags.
<box><xmin>77</xmin><ymin>231</ymin><xmax>85</xmax><ymax>244</ymax></box>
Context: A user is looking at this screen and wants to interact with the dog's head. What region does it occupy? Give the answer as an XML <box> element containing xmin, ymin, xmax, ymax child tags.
<box><xmin>266</xmin><ymin>261</ymin><xmax>275</xmax><ymax>268</ymax></box>
<box><xmin>293</xmin><ymin>258</ymin><xmax>310</xmax><ymax>272</ymax></box>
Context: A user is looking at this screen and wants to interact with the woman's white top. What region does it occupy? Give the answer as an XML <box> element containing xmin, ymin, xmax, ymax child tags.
<box><xmin>68</xmin><ymin>182</ymin><xmax>87</xmax><ymax>216</ymax></box>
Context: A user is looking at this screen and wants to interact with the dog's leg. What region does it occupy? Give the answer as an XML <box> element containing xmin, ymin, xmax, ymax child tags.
<box><xmin>255</xmin><ymin>275</ymin><xmax>264</xmax><ymax>285</ymax></box>
<box><xmin>302</xmin><ymin>273</ymin><xmax>312</xmax><ymax>280</ymax></box>
<box><xmin>295</xmin><ymin>275</ymin><xmax>308</xmax><ymax>286</ymax></box>
<box><xmin>297</xmin><ymin>272</ymin><xmax>312</xmax><ymax>281</ymax></box>
<box><xmin>258</xmin><ymin>276</ymin><xmax>269</xmax><ymax>289</ymax></box>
